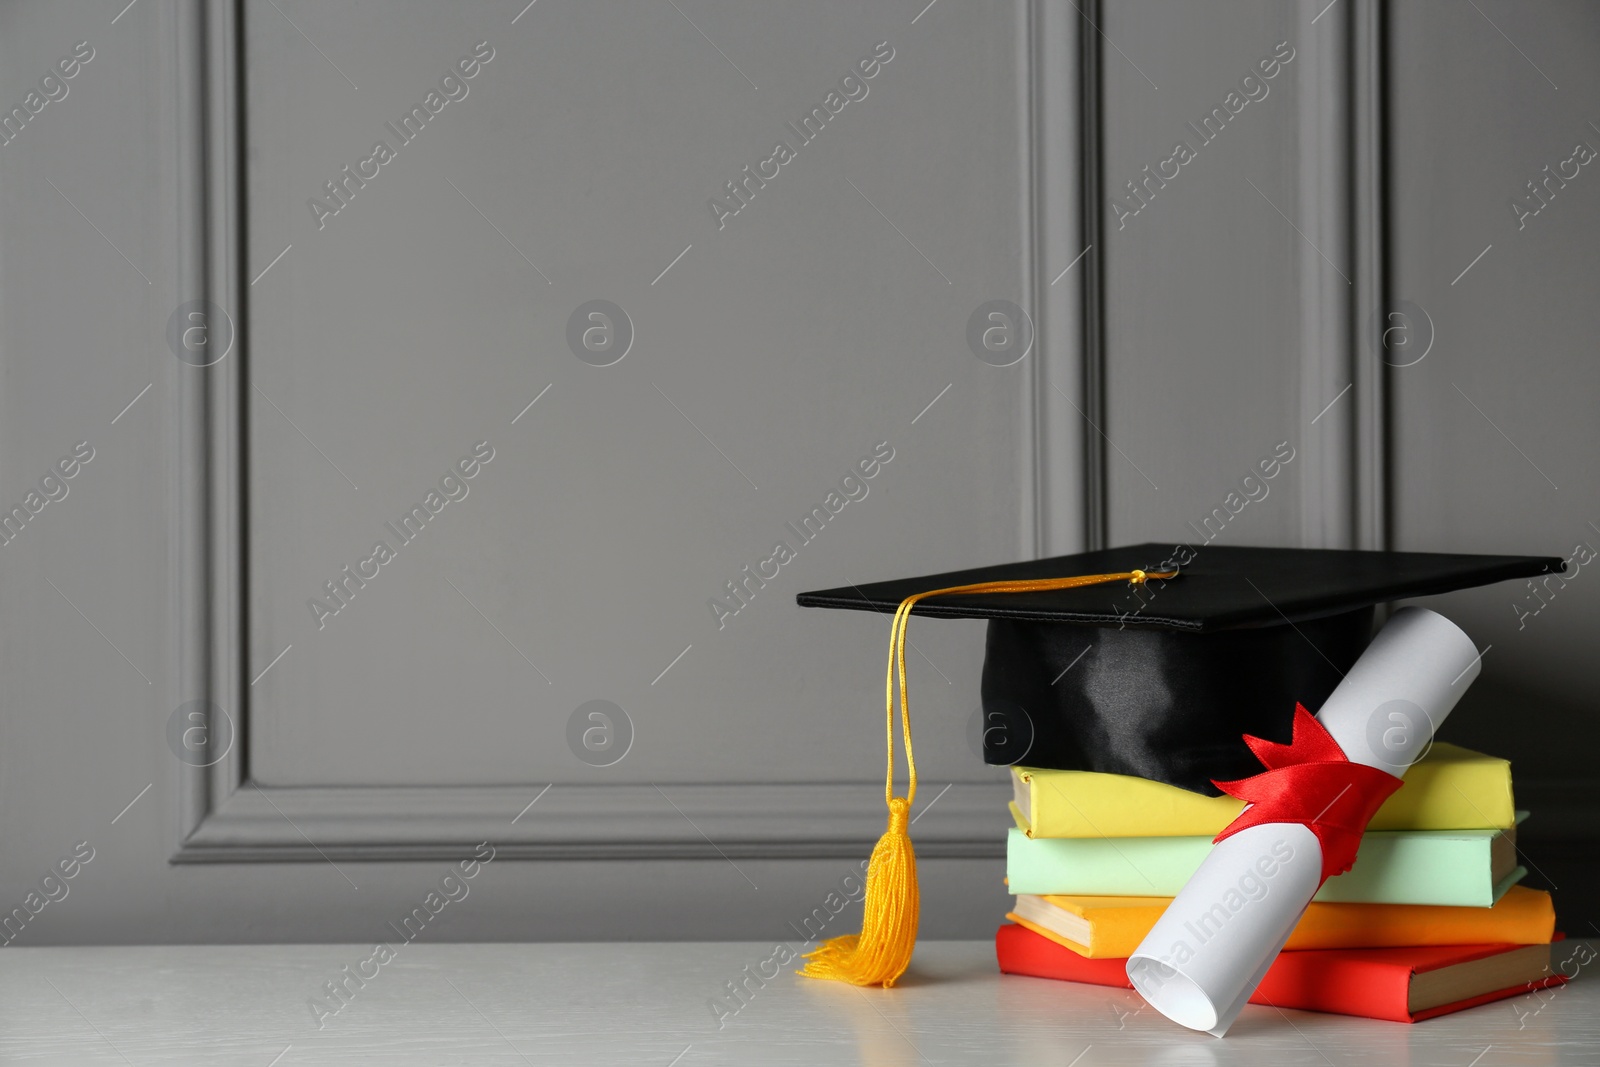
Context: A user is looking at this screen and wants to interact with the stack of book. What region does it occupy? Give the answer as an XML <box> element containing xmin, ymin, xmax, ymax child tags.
<box><xmin>994</xmin><ymin>742</ymin><xmax>1567</xmax><ymax>1022</ymax></box>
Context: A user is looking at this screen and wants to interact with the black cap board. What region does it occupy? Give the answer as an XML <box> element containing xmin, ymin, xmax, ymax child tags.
<box><xmin>797</xmin><ymin>543</ymin><xmax>1561</xmax><ymax>795</ymax></box>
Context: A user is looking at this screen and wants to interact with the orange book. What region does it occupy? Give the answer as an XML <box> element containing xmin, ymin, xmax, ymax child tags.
<box><xmin>1007</xmin><ymin>884</ymin><xmax>1555</xmax><ymax>959</ymax></box>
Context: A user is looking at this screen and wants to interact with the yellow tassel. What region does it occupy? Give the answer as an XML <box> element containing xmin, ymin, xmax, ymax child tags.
<box><xmin>801</xmin><ymin>797</ymin><xmax>919</xmax><ymax>987</ymax></box>
<box><xmin>799</xmin><ymin>567</ymin><xmax>1177</xmax><ymax>989</ymax></box>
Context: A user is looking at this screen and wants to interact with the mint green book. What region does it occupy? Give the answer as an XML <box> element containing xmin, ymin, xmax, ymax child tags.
<box><xmin>1005</xmin><ymin>818</ymin><xmax>1527</xmax><ymax>906</ymax></box>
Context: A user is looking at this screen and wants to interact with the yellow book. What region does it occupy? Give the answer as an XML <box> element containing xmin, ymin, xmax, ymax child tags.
<box><xmin>1011</xmin><ymin>741</ymin><xmax>1513</xmax><ymax>838</ymax></box>
<box><xmin>1006</xmin><ymin>884</ymin><xmax>1556</xmax><ymax>959</ymax></box>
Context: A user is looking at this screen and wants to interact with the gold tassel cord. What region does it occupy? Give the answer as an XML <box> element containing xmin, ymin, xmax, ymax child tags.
<box><xmin>799</xmin><ymin>568</ymin><xmax>1179</xmax><ymax>988</ymax></box>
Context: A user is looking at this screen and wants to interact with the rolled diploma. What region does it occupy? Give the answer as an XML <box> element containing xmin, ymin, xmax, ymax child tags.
<box><xmin>1125</xmin><ymin>607</ymin><xmax>1482</xmax><ymax>1035</ymax></box>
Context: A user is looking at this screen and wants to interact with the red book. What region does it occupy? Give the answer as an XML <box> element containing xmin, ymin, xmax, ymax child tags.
<box><xmin>995</xmin><ymin>923</ymin><xmax>1567</xmax><ymax>1023</ymax></box>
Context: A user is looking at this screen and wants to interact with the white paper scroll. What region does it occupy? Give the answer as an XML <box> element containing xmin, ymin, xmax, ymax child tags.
<box><xmin>1125</xmin><ymin>607</ymin><xmax>1482</xmax><ymax>1035</ymax></box>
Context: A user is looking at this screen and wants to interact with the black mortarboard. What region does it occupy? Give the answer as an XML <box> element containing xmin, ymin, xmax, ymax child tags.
<box><xmin>797</xmin><ymin>543</ymin><xmax>1560</xmax><ymax>795</ymax></box>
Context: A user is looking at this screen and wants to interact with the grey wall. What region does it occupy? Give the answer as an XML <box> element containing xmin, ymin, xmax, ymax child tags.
<box><xmin>1098</xmin><ymin>0</ymin><xmax>1600</xmax><ymax>920</ymax></box>
<box><xmin>0</xmin><ymin>0</ymin><xmax>1071</xmax><ymax>945</ymax></box>
<box><xmin>1385</xmin><ymin>0</ymin><xmax>1600</xmax><ymax>920</ymax></box>
<box><xmin>0</xmin><ymin>0</ymin><xmax>1593</xmax><ymax>951</ymax></box>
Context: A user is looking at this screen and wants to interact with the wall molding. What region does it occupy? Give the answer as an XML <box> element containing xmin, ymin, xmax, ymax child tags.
<box><xmin>1076</xmin><ymin>0</ymin><xmax>1108</xmax><ymax>552</ymax></box>
<box><xmin>173</xmin><ymin>780</ymin><xmax>1011</xmax><ymax>863</ymax></box>
<box><xmin>162</xmin><ymin>1</ymin><xmax>1599</xmax><ymax>866</ymax></box>
<box><xmin>175</xmin><ymin>0</ymin><xmax>247</xmax><ymax>852</ymax></box>
<box><xmin>170</xmin><ymin>0</ymin><xmax>1043</xmax><ymax>865</ymax></box>
<box><xmin>1350</xmin><ymin>0</ymin><xmax>1390</xmax><ymax>552</ymax></box>
<box><xmin>1294</xmin><ymin>0</ymin><xmax>1390</xmax><ymax>552</ymax></box>
<box><xmin>1026</xmin><ymin>0</ymin><xmax>1097</xmax><ymax>558</ymax></box>
<box><xmin>1296</xmin><ymin>0</ymin><xmax>1354</xmax><ymax>549</ymax></box>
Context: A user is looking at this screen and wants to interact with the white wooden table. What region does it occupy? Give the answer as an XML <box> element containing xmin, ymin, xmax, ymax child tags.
<box><xmin>0</xmin><ymin>941</ymin><xmax>1591</xmax><ymax>1065</ymax></box>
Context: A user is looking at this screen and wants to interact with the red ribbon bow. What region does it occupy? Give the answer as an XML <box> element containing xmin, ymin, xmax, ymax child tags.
<box><xmin>1212</xmin><ymin>704</ymin><xmax>1404</xmax><ymax>884</ymax></box>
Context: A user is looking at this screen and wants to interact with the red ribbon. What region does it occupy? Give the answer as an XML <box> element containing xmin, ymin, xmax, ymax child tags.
<box><xmin>1212</xmin><ymin>704</ymin><xmax>1404</xmax><ymax>884</ymax></box>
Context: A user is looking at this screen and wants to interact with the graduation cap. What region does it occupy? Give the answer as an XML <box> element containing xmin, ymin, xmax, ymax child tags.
<box><xmin>791</xmin><ymin>543</ymin><xmax>1561</xmax><ymax>989</ymax></box>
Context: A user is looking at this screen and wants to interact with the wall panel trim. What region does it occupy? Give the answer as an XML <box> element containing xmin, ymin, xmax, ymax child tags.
<box><xmin>1351</xmin><ymin>0</ymin><xmax>1390</xmax><ymax>552</ymax></box>
<box><xmin>1075</xmin><ymin>0</ymin><xmax>1108</xmax><ymax>552</ymax></box>
<box><xmin>1295</xmin><ymin>0</ymin><xmax>1389</xmax><ymax>552</ymax></box>
<box><xmin>174</xmin><ymin>781</ymin><xmax>1009</xmax><ymax>863</ymax></box>
<box><xmin>172</xmin><ymin>0</ymin><xmax>1052</xmax><ymax>865</ymax></box>
<box><xmin>175</xmin><ymin>0</ymin><xmax>247</xmax><ymax>850</ymax></box>
<box><xmin>1025</xmin><ymin>0</ymin><xmax>1096</xmax><ymax>558</ymax></box>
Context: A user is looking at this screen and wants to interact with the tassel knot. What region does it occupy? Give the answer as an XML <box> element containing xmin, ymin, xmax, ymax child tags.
<box><xmin>886</xmin><ymin>796</ymin><xmax>910</xmax><ymax>834</ymax></box>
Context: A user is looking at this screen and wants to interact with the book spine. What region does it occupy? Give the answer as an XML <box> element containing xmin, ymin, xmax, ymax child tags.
<box><xmin>1027</xmin><ymin>755</ymin><xmax>1513</xmax><ymax>838</ymax></box>
<box><xmin>994</xmin><ymin>924</ymin><xmax>1133</xmax><ymax>988</ymax></box>
<box><xmin>1007</xmin><ymin>828</ymin><xmax>1505</xmax><ymax>906</ymax></box>
<box><xmin>1371</xmin><ymin>759</ymin><xmax>1514</xmax><ymax>831</ymax></box>
<box><xmin>1313</xmin><ymin>834</ymin><xmax>1502</xmax><ymax>906</ymax></box>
